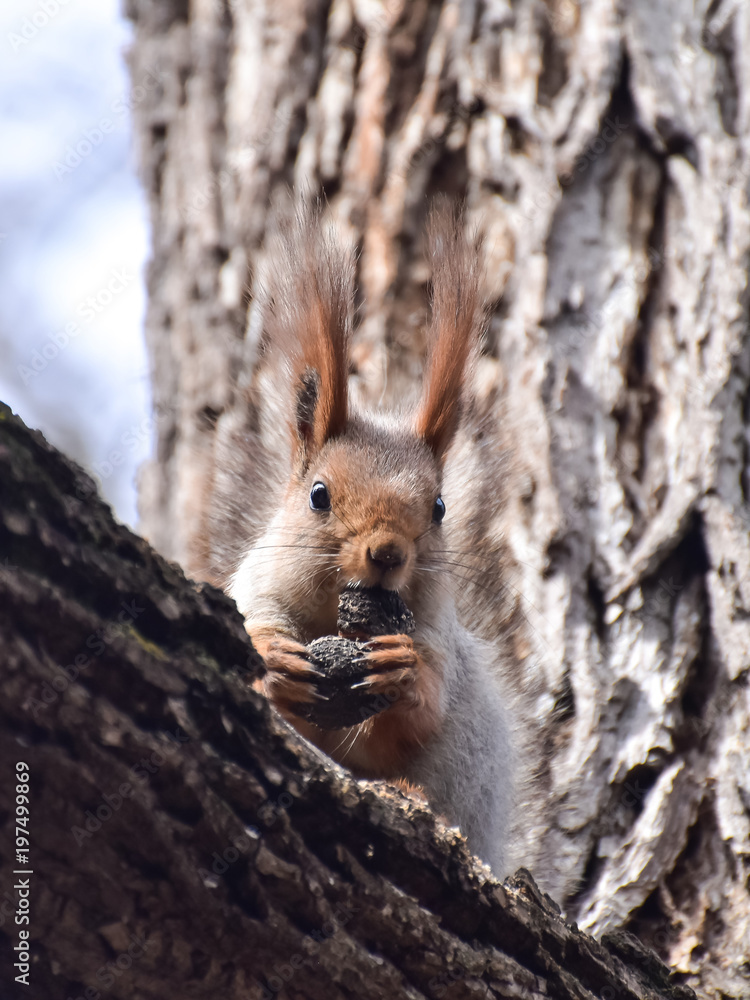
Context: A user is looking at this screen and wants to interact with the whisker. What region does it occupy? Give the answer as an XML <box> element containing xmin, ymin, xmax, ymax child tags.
<box><xmin>419</xmin><ymin>563</ymin><xmax>550</xmax><ymax>646</ymax></box>
<box><xmin>423</xmin><ymin>557</ymin><xmax>497</xmax><ymax>585</ymax></box>
<box><xmin>414</xmin><ymin>522</ymin><xmax>441</xmax><ymax>543</ymax></box>
<box><xmin>332</xmin><ymin>723</ymin><xmax>362</xmax><ymax>759</ymax></box>
<box><xmin>426</xmin><ymin>556</ymin><xmax>542</xmax><ymax>609</ymax></box>
<box><xmin>243</xmin><ymin>543</ymin><xmax>340</xmax><ymax>558</ymax></box>
<box><xmin>246</xmin><ymin>551</ymin><xmax>340</xmax><ymax>564</ymax></box>
<box><xmin>329</xmin><ymin>505</ymin><xmax>357</xmax><ymax>537</ymax></box>
<box><xmin>429</xmin><ymin>546</ymin><xmax>544</xmax><ymax>576</ymax></box>
<box><xmin>338</xmin><ymin>722</ymin><xmax>365</xmax><ymax>763</ymax></box>
<box><xmin>426</xmin><ymin>558</ymin><xmax>552</xmax><ymax>635</ymax></box>
<box><xmin>311</xmin><ymin>565</ymin><xmax>341</xmax><ymax>600</ymax></box>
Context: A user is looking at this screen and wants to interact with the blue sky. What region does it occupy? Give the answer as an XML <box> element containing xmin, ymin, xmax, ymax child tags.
<box><xmin>0</xmin><ymin>0</ymin><xmax>151</xmax><ymax>527</ymax></box>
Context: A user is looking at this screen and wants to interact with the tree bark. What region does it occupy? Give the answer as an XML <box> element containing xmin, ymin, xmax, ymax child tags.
<box><xmin>126</xmin><ymin>0</ymin><xmax>750</xmax><ymax>995</ymax></box>
<box><xmin>0</xmin><ymin>403</ymin><xmax>699</xmax><ymax>1000</ymax></box>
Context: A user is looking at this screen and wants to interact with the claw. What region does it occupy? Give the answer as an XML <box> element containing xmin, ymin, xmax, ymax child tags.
<box><xmin>278</xmin><ymin>663</ymin><xmax>327</xmax><ymax>679</ymax></box>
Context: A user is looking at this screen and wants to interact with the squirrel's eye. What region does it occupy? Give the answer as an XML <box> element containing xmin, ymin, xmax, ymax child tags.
<box><xmin>432</xmin><ymin>496</ymin><xmax>446</xmax><ymax>523</ymax></box>
<box><xmin>309</xmin><ymin>482</ymin><xmax>331</xmax><ymax>511</ymax></box>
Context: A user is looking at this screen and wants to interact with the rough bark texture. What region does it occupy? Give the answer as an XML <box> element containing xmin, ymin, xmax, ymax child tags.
<box><xmin>126</xmin><ymin>0</ymin><xmax>750</xmax><ymax>996</ymax></box>
<box><xmin>0</xmin><ymin>404</ymin><xmax>698</xmax><ymax>1000</ymax></box>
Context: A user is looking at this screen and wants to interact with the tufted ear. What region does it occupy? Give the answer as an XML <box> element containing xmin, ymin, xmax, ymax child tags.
<box><xmin>414</xmin><ymin>204</ymin><xmax>483</xmax><ymax>462</ymax></box>
<box><xmin>262</xmin><ymin>205</ymin><xmax>355</xmax><ymax>469</ymax></box>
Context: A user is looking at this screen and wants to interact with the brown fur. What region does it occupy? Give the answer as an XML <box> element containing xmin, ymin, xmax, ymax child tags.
<box><xmin>414</xmin><ymin>204</ymin><xmax>483</xmax><ymax>460</ymax></box>
<box><xmin>262</xmin><ymin>206</ymin><xmax>354</xmax><ymax>466</ymax></box>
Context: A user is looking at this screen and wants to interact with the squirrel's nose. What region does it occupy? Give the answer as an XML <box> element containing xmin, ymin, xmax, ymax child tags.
<box><xmin>367</xmin><ymin>540</ymin><xmax>407</xmax><ymax>571</ymax></box>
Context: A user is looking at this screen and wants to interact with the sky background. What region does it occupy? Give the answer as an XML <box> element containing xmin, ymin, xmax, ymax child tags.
<box><xmin>0</xmin><ymin>0</ymin><xmax>151</xmax><ymax>527</ymax></box>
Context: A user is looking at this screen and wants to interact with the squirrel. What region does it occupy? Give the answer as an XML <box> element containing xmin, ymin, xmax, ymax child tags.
<box><xmin>212</xmin><ymin>204</ymin><xmax>528</xmax><ymax>879</ymax></box>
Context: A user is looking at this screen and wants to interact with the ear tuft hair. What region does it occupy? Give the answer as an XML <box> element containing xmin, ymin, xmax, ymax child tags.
<box><xmin>414</xmin><ymin>202</ymin><xmax>484</xmax><ymax>461</ymax></box>
<box><xmin>261</xmin><ymin>204</ymin><xmax>355</xmax><ymax>468</ymax></box>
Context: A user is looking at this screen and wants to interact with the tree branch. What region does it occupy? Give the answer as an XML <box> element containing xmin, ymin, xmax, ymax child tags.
<box><xmin>0</xmin><ymin>403</ymin><xmax>695</xmax><ymax>1000</ymax></box>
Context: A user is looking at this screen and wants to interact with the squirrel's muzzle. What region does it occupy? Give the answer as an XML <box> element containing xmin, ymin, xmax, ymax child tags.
<box><xmin>367</xmin><ymin>539</ymin><xmax>407</xmax><ymax>572</ymax></box>
<box><xmin>338</xmin><ymin>529</ymin><xmax>414</xmax><ymax>590</ymax></box>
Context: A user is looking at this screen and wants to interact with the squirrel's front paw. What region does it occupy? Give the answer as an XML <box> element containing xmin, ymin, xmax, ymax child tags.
<box><xmin>253</xmin><ymin>635</ymin><xmax>327</xmax><ymax>712</ymax></box>
<box><xmin>353</xmin><ymin>633</ymin><xmax>419</xmax><ymax>706</ymax></box>
<box><xmin>250</xmin><ymin>629</ymin><xmax>422</xmax><ymax>729</ymax></box>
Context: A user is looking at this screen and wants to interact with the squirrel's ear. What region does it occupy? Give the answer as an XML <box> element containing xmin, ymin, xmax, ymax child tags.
<box><xmin>292</xmin><ymin>312</ymin><xmax>348</xmax><ymax>462</ymax></box>
<box><xmin>414</xmin><ymin>203</ymin><xmax>483</xmax><ymax>462</ymax></box>
<box><xmin>262</xmin><ymin>205</ymin><xmax>354</xmax><ymax>467</ymax></box>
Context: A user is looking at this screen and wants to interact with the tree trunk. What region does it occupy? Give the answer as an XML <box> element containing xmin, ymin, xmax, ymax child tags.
<box><xmin>0</xmin><ymin>403</ymin><xmax>699</xmax><ymax>1000</ymax></box>
<box><xmin>127</xmin><ymin>0</ymin><xmax>750</xmax><ymax>995</ymax></box>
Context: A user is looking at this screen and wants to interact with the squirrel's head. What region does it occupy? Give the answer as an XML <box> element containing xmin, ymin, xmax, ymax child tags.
<box><xmin>262</xmin><ymin>202</ymin><xmax>482</xmax><ymax>596</ymax></box>
<box><xmin>286</xmin><ymin>419</ymin><xmax>443</xmax><ymax>591</ymax></box>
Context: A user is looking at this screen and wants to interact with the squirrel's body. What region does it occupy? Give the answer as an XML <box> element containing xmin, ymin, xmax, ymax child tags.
<box><xmin>217</xmin><ymin>205</ymin><xmax>524</xmax><ymax>877</ymax></box>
